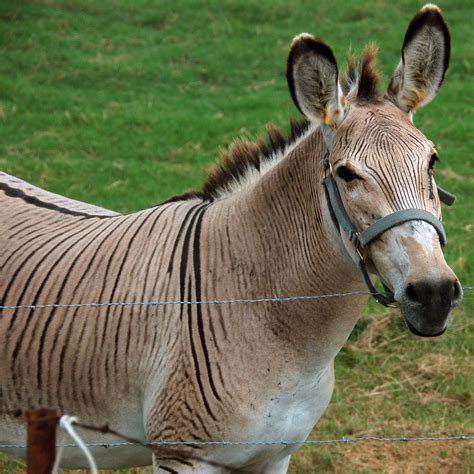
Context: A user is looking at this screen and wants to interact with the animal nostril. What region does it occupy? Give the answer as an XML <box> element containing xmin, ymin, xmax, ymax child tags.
<box><xmin>453</xmin><ymin>280</ymin><xmax>462</xmax><ymax>303</ymax></box>
<box><xmin>405</xmin><ymin>283</ymin><xmax>419</xmax><ymax>303</ymax></box>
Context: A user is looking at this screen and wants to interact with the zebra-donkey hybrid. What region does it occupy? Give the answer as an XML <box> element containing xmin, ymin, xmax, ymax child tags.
<box><xmin>0</xmin><ymin>4</ymin><xmax>463</xmax><ymax>473</ymax></box>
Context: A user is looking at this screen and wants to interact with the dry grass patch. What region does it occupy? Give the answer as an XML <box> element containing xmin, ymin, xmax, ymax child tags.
<box><xmin>292</xmin><ymin>439</ymin><xmax>474</xmax><ymax>473</ymax></box>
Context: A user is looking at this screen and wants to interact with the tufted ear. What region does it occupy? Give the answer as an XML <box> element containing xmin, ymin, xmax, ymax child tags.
<box><xmin>387</xmin><ymin>4</ymin><xmax>450</xmax><ymax>113</ymax></box>
<box><xmin>286</xmin><ymin>34</ymin><xmax>344</xmax><ymax>129</ymax></box>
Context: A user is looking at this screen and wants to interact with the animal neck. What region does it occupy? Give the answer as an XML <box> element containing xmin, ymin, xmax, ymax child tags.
<box><xmin>206</xmin><ymin>127</ymin><xmax>368</xmax><ymax>362</ymax></box>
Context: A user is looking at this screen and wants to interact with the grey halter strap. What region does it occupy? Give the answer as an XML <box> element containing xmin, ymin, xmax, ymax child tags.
<box><xmin>322</xmin><ymin>152</ymin><xmax>454</xmax><ymax>307</ymax></box>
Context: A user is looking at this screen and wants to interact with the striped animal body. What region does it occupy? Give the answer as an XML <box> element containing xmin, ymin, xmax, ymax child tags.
<box><xmin>0</xmin><ymin>5</ymin><xmax>462</xmax><ymax>473</ymax></box>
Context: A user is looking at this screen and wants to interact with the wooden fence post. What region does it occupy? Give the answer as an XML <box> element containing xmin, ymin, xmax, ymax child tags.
<box><xmin>25</xmin><ymin>407</ymin><xmax>61</xmax><ymax>474</ymax></box>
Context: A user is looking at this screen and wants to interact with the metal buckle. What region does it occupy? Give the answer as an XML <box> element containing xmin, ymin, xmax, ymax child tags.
<box><xmin>354</xmin><ymin>232</ymin><xmax>367</xmax><ymax>263</ymax></box>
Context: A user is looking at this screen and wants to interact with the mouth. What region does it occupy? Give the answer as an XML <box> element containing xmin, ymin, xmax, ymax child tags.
<box><xmin>404</xmin><ymin>317</ymin><xmax>447</xmax><ymax>338</ymax></box>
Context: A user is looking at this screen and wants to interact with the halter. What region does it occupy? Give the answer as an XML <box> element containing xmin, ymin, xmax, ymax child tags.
<box><xmin>322</xmin><ymin>146</ymin><xmax>456</xmax><ymax>307</ymax></box>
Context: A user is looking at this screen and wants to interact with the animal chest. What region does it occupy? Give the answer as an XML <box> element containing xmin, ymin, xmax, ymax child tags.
<box><xmin>211</xmin><ymin>363</ymin><xmax>335</xmax><ymax>468</ymax></box>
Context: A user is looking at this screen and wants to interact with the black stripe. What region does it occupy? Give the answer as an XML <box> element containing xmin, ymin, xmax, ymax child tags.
<box><xmin>34</xmin><ymin>221</ymin><xmax>107</xmax><ymax>391</ymax></box>
<box><xmin>88</xmin><ymin>215</ymin><xmax>141</xmax><ymax>390</ymax></box>
<box><xmin>173</xmin><ymin>205</ymin><xmax>217</xmax><ymax>419</ymax></box>
<box><xmin>107</xmin><ymin>207</ymin><xmax>164</xmax><ymax>377</ymax></box>
<box><xmin>1</xmin><ymin>217</ymin><xmax>86</xmax><ymax>271</ymax></box>
<box><xmin>186</xmin><ymin>279</ymin><xmax>217</xmax><ymax>422</ymax></box>
<box><xmin>7</xmin><ymin>216</ymin><xmax>36</xmax><ymax>231</ymax></box>
<box><xmin>65</xmin><ymin>217</ymin><xmax>127</xmax><ymax>409</ymax></box>
<box><xmin>177</xmin><ymin>205</ymin><xmax>205</xmax><ymax>319</ymax></box>
<box><xmin>162</xmin><ymin>458</ymin><xmax>193</xmax><ymax>467</ymax></box>
<box><xmin>167</xmin><ymin>204</ymin><xmax>202</xmax><ymax>275</ymax></box>
<box><xmin>3</xmin><ymin>221</ymin><xmax>87</xmax><ymax>322</ymax></box>
<box><xmin>0</xmin><ymin>182</ymin><xmax>114</xmax><ymax>218</ymax></box>
<box><xmin>8</xmin><ymin>220</ymin><xmax>95</xmax><ymax>368</ymax></box>
<box><xmin>121</xmin><ymin>206</ymin><xmax>169</xmax><ymax>370</ymax></box>
<box><xmin>53</xmin><ymin>218</ymin><xmax>120</xmax><ymax>395</ymax></box>
<box><xmin>158</xmin><ymin>466</ymin><xmax>179</xmax><ymax>473</ymax></box>
<box><xmin>192</xmin><ymin>206</ymin><xmax>222</xmax><ymax>402</ymax></box>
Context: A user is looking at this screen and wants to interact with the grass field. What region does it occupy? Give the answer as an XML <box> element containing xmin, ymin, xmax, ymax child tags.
<box><xmin>0</xmin><ymin>0</ymin><xmax>473</xmax><ymax>472</ymax></box>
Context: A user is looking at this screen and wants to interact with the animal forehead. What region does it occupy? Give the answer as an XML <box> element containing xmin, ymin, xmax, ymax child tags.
<box><xmin>333</xmin><ymin>102</ymin><xmax>433</xmax><ymax>162</ymax></box>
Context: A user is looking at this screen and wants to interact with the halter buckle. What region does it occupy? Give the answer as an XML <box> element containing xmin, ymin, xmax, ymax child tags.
<box><xmin>354</xmin><ymin>232</ymin><xmax>367</xmax><ymax>263</ymax></box>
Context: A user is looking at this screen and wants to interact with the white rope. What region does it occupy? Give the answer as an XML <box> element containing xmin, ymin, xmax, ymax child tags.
<box><xmin>0</xmin><ymin>286</ymin><xmax>473</xmax><ymax>311</ymax></box>
<box><xmin>52</xmin><ymin>415</ymin><xmax>98</xmax><ymax>474</ymax></box>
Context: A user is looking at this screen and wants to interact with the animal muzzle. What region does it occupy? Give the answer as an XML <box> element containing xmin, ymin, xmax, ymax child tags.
<box><xmin>399</xmin><ymin>275</ymin><xmax>463</xmax><ymax>337</ymax></box>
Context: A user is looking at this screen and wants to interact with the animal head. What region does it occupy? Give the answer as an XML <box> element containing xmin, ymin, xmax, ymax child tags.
<box><xmin>287</xmin><ymin>4</ymin><xmax>462</xmax><ymax>336</ymax></box>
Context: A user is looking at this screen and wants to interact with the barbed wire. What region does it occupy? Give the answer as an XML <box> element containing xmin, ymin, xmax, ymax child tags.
<box><xmin>1</xmin><ymin>289</ymin><xmax>472</xmax><ymax>463</ymax></box>
<box><xmin>0</xmin><ymin>291</ymin><xmax>374</xmax><ymax>311</ymax></box>
<box><xmin>0</xmin><ymin>286</ymin><xmax>473</xmax><ymax>312</ymax></box>
<box><xmin>1</xmin><ymin>409</ymin><xmax>472</xmax><ymax>451</ymax></box>
<box><xmin>0</xmin><ymin>411</ymin><xmax>251</xmax><ymax>473</ymax></box>
<box><xmin>1</xmin><ymin>436</ymin><xmax>472</xmax><ymax>450</ymax></box>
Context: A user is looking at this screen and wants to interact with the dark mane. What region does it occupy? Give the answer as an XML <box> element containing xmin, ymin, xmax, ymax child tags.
<box><xmin>201</xmin><ymin>118</ymin><xmax>310</xmax><ymax>199</ymax></box>
<box><xmin>160</xmin><ymin>118</ymin><xmax>311</xmax><ymax>204</ymax></box>
<box><xmin>343</xmin><ymin>45</ymin><xmax>381</xmax><ymax>102</ymax></box>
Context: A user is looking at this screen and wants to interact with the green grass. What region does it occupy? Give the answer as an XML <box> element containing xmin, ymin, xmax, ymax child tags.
<box><xmin>0</xmin><ymin>0</ymin><xmax>473</xmax><ymax>472</ymax></box>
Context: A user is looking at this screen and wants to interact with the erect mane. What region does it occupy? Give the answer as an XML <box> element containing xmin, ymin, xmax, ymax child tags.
<box><xmin>342</xmin><ymin>45</ymin><xmax>381</xmax><ymax>102</ymax></box>
<box><xmin>200</xmin><ymin>118</ymin><xmax>312</xmax><ymax>200</ymax></box>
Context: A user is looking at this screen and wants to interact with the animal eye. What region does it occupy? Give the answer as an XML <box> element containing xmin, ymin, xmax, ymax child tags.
<box><xmin>336</xmin><ymin>166</ymin><xmax>360</xmax><ymax>183</ymax></box>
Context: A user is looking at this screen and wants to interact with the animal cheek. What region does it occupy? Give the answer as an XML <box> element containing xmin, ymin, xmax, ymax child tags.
<box><xmin>354</xmin><ymin>208</ymin><xmax>375</xmax><ymax>228</ymax></box>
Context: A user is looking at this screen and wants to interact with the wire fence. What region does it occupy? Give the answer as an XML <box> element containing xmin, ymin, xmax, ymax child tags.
<box><xmin>1</xmin><ymin>409</ymin><xmax>472</xmax><ymax>450</ymax></box>
<box><xmin>2</xmin><ymin>436</ymin><xmax>473</xmax><ymax>450</ymax></box>
<box><xmin>0</xmin><ymin>287</ymin><xmax>472</xmax><ymax>468</ymax></box>
<box><xmin>0</xmin><ymin>286</ymin><xmax>473</xmax><ymax>312</ymax></box>
<box><xmin>1</xmin><ymin>410</ymin><xmax>473</xmax><ymax>474</ymax></box>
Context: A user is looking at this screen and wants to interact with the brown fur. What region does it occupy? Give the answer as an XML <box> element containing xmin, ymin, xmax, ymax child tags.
<box><xmin>343</xmin><ymin>46</ymin><xmax>381</xmax><ymax>103</ymax></box>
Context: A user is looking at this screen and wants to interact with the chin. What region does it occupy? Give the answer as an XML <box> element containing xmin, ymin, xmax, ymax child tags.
<box><xmin>403</xmin><ymin>316</ymin><xmax>447</xmax><ymax>338</ymax></box>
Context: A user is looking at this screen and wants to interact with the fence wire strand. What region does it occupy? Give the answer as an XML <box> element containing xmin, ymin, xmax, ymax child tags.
<box><xmin>0</xmin><ymin>286</ymin><xmax>473</xmax><ymax>312</ymax></box>
<box><xmin>0</xmin><ymin>289</ymin><xmax>472</xmax><ymax>454</ymax></box>
<box><xmin>1</xmin><ymin>436</ymin><xmax>473</xmax><ymax>450</ymax></box>
<box><xmin>1</xmin><ymin>410</ymin><xmax>472</xmax><ymax>451</ymax></box>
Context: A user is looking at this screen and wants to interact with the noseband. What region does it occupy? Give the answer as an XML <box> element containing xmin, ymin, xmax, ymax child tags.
<box><xmin>322</xmin><ymin>148</ymin><xmax>455</xmax><ymax>307</ymax></box>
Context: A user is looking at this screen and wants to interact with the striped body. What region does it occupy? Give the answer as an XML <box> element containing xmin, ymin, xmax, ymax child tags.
<box><xmin>0</xmin><ymin>134</ymin><xmax>367</xmax><ymax>470</ymax></box>
<box><xmin>0</xmin><ymin>6</ymin><xmax>461</xmax><ymax>472</ymax></box>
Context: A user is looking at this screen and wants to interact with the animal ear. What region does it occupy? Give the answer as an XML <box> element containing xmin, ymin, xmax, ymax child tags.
<box><xmin>287</xmin><ymin>34</ymin><xmax>344</xmax><ymax>128</ymax></box>
<box><xmin>387</xmin><ymin>4</ymin><xmax>450</xmax><ymax>113</ymax></box>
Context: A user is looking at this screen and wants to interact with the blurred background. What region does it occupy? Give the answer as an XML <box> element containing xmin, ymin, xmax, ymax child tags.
<box><xmin>0</xmin><ymin>0</ymin><xmax>472</xmax><ymax>472</ymax></box>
